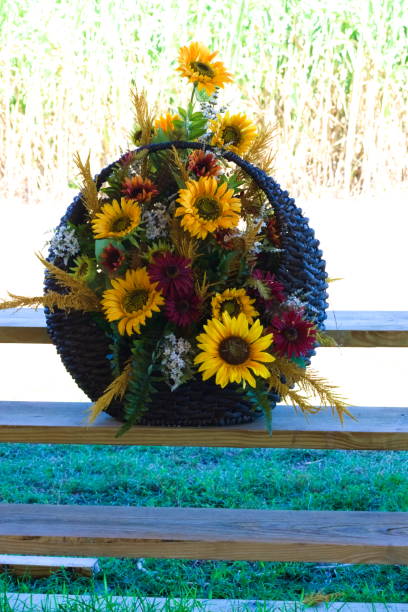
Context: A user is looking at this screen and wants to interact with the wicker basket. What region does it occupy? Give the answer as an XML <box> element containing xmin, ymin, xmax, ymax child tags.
<box><xmin>45</xmin><ymin>141</ymin><xmax>328</xmax><ymax>426</ymax></box>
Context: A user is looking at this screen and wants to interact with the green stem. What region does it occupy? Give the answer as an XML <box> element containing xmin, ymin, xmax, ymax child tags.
<box><xmin>190</xmin><ymin>83</ymin><xmax>197</xmax><ymax>109</ymax></box>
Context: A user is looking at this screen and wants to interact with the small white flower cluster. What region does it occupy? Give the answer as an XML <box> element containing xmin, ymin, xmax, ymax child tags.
<box><xmin>199</xmin><ymin>89</ymin><xmax>226</xmax><ymax>121</ymax></box>
<box><xmin>142</xmin><ymin>202</ymin><xmax>169</xmax><ymax>241</ymax></box>
<box><xmin>49</xmin><ymin>225</ymin><xmax>80</xmax><ymax>265</ymax></box>
<box><xmin>249</xmin><ymin>241</ymin><xmax>263</xmax><ymax>255</ymax></box>
<box><xmin>285</xmin><ymin>294</ymin><xmax>307</xmax><ymax>311</ymax></box>
<box><xmin>160</xmin><ymin>333</ymin><xmax>193</xmax><ymax>391</ymax></box>
<box><xmin>198</xmin><ymin>88</ymin><xmax>226</xmax><ymax>143</ymax></box>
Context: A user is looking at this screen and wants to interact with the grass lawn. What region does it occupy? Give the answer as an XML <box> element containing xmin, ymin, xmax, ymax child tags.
<box><xmin>0</xmin><ymin>444</ymin><xmax>407</xmax><ymax>604</ymax></box>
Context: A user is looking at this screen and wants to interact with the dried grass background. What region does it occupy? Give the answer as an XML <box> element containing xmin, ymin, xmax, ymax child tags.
<box><xmin>1</xmin><ymin>0</ymin><xmax>407</xmax><ymax>204</ymax></box>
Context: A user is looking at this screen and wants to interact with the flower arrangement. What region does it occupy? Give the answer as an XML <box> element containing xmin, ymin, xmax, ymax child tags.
<box><xmin>1</xmin><ymin>42</ymin><xmax>351</xmax><ymax>434</ymax></box>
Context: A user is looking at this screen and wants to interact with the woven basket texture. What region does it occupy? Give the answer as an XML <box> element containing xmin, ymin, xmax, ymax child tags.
<box><xmin>45</xmin><ymin>141</ymin><xmax>328</xmax><ymax>426</ymax></box>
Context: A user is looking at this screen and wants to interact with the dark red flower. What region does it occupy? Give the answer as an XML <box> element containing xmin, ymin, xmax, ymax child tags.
<box><xmin>119</xmin><ymin>151</ymin><xmax>135</xmax><ymax>166</ymax></box>
<box><xmin>121</xmin><ymin>175</ymin><xmax>159</xmax><ymax>202</ymax></box>
<box><xmin>251</xmin><ymin>269</ymin><xmax>286</xmax><ymax>313</ymax></box>
<box><xmin>100</xmin><ymin>244</ymin><xmax>126</xmax><ymax>274</ymax></box>
<box><xmin>270</xmin><ymin>309</ymin><xmax>317</xmax><ymax>358</ymax></box>
<box><xmin>214</xmin><ymin>228</ymin><xmax>236</xmax><ymax>250</ymax></box>
<box><xmin>266</xmin><ymin>216</ymin><xmax>281</xmax><ymax>247</ymax></box>
<box><xmin>148</xmin><ymin>252</ymin><xmax>194</xmax><ymax>297</ymax></box>
<box><xmin>187</xmin><ymin>150</ymin><xmax>222</xmax><ymax>178</ymax></box>
<box><xmin>165</xmin><ymin>293</ymin><xmax>201</xmax><ymax>327</ymax></box>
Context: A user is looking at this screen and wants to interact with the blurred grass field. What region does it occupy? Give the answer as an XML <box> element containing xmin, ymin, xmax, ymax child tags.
<box><xmin>1</xmin><ymin>0</ymin><xmax>407</xmax><ymax>203</ymax></box>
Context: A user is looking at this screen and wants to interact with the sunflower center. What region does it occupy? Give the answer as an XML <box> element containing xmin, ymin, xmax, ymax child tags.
<box><xmin>128</xmin><ymin>186</ymin><xmax>144</xmax><ymax>197</ymax></box>
<box><xmin>195</xmin><ymin>197</ymin><xmax>220</xmax><ymax>220</ymax></box>
<box><xmin>111</xmin><ymin>215</ymin><xmax>131</xmax><ymax>233</ymax></box>
<box><xmin>166</xmin><ymin>265</ymin><xmax>180</xmax><ymax>279</ymax></box>
<box><xmin>222</xmin><ymin>126</ymin><xmax>241</xmax><ymax>146</ymax></box>
<box><xmin>221</xmin><ymin>299</ymin><xmax>241</xmax><ymax>317</ymax></box>
<box><xmin>176</xmin><ymin>299</ymin><xmax>190</xmax><ymax>313</ymax></box>
<box><xmin>219</xmin><ymin>335</ymin><xmax>250</xmax><ymax>365</ymax></box>
<box><xmin>123</xmin><ymin>289</ymin><xmax>148</xmax><ymax>313</ymax></box>
<box><xmin>190</xmin><ymin>61</ymin><xmax>214</xmax><ymax>78</ymax></box>
<box><xmin>284</xmin><ymin>327</ymin><xmax>299</xmax><ymax>341</ymax></box>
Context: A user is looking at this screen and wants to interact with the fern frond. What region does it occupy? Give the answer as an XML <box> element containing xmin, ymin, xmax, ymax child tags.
<box><xmin>87</xmin><ymin>361</ymin><xmax>131</xmax><ymax>423</ymax></box>
<box><xmin>246</xmin><ymin>276</ymin><xmax>272</xmax><ymax>300</ymax></box>
<box><xmin>117</xmin><ymin>339</ymin><xmax>156</xmax><ymax>436</ymax></box>
<box><xmin>73</xmin><ymin>152</ymin><xmax>100</xmax><ymax>217</ymax></box>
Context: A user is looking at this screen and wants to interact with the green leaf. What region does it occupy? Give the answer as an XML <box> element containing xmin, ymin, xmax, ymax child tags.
<box><xmin>195</xmin><ymin>88</ymin><xmax>211</xmax><ymax>104</ymax></box>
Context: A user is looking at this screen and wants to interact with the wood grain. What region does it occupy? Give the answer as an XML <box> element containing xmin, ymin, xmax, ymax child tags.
<box><xmin>0</xmin><ymin>555</ymin><xmax>99</xmax><ymax>577</ymax></box>
<box><xmin>1</xmin><ymin>309</ymin><xmax>408</xmax><ymax>346</ymax></box>
<box><xmin>0</xmin><ymin>504</ymin><xmax>406</xmax><ymax>564</ymax></box>
<box><xmin>0</xmin><ymin>402</ymin><xmax>407</xmax><ymax>450</ymax></box>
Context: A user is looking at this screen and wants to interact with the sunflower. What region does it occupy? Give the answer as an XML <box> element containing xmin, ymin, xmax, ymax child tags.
<box><xmin>92</xmin><ymin>198</ymin><xmax>142</xmax><ymax>240</ymax></box>
<box><xmin>121</xmin><ymin>176</ymin><xmax>159</xmax><ymax>203</ymax></box>
<box><xmin>143</xmin><ymin>240</ymin><xmax>174</xmax><ymax>263</ymax></box>
<box><xmin>177</xmin><ymin>42</ymin><xmax>233</xmax><ymax>95</ymax></box>
<box><xmin>195</xmin><ymin>312</ymin><xmax>274</xmax><ymax>388</ymax></box>
<box><xmin>211</xmin><ymin>288</ymin><xmax>258</xmax><ymax>324</ymax></box>
<box><xmin>210</xmin><ymin>113</ymin><xmax>257</xmax><ymax>155</ymax></box>
<box><xmin>154</xmin><ymin>113</ymin><xmax>180</xmax><ymax>133</ymax></box>
<box><xmin>70</xmin><ymin>255</ymin><xmax>97</xmax><ymax>284</ymax></box>
<box><xmin>175</xmin><ymin>176</ymin><xmax>241</xmax><ymax>240</ymax></box>
<box><xmin>101</xmin><ymin>268</ymin><xmax>164</xmax><ymax>336</ymax></box>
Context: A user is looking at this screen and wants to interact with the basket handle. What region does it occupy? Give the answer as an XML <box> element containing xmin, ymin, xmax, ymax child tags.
<box><xmin>95</xmin><ymin>140</ymin><xmax>270</xmax><ymax>194</ymax></box>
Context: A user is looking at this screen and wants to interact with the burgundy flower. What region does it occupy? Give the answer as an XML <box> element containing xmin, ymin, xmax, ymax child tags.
<box><xmin>214</xmin><ymin>228</ymin><xmax>236</xmax><ymax>250</ymax></box>
<box><xmin>251</xmin><ymin>269</ymin><xmax>286</xmax><ymax>313</ymax></box>
<box><xmin>100</xmin><ymin>244</ymin><xmax>126</xmax><ymax>274</ymax></box>
<box><xmin>266</xmin><ymin>216</ymin><xmax>281</xmax><ymax>247</ymax></box>
<box><xmin>119</xmin><ymin>151</ymin><xmax>135</xmax><ymax>166</ymax></box>
<box><xmin>270</xmin><ymin>309</ymin><xmax>317</xmax><ymax>358</ymax></box>
<box><xmin>121</xmin><ymin>176</ymin><xmax>159</xmax><ymax>202</ymax></box>
<box><xmin>148</xmin><ymin>252</ymin><xmax>194</xmax><ymax>297</ymax></box>
<box><xmin>187</xmin><ymin>150</ymin><xmax>222</xmax><ymax>178</ymax></box>
<box><xmin>165</xmin><ymin>293</ymin><xmax>201</xmax><ymax>327</ymax></box>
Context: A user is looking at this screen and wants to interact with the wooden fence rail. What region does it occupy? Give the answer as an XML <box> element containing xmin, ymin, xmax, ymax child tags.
<box><xmin>0</xmin><ymin>308</ymin><xmax>407</xmax><ymax>566</ymax></box>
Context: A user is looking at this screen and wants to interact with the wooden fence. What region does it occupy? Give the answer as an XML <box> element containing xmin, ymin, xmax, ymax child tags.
<box><xmin>0</xmin><ymin>309</ymin><xmax>407</xmax><ymax>566</ymax></box>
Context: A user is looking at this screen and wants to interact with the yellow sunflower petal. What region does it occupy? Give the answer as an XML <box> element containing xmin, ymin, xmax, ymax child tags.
<box><xmin>101</xmin><ymin>267</ymin><xmax>163</xmax><ymax>336</ymax></box>
<box><xmin>176</xmin><ymin>42</ymin><xmax>233</xmax><ymax>95</ymax></box>
<box><xmin>195</xmin><ymin>314</ymin><xmax>275</xmax><ymax>389</ymax></box>
<box><xmin>175</xmin><ymin>176</ymin><xmax>240</xmax><ymax>240</ymax></box>
<box><xmin>210</xmin><ymin>112</ymin><xmax>257</xmax><ymax>155</ymax></box>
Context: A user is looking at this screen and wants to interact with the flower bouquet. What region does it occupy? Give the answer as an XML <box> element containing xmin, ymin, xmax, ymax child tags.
<box><xmin>2</xmin><ymin>43</ymin><xmax>350</xmax><ymax>435</ymax></box>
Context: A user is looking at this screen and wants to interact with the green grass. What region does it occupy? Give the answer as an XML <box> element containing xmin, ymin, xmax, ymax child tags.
<box><xmin>0</xmin><ymin>444</ymin><xmax>407</xmax><ymax>604</ymax></box>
